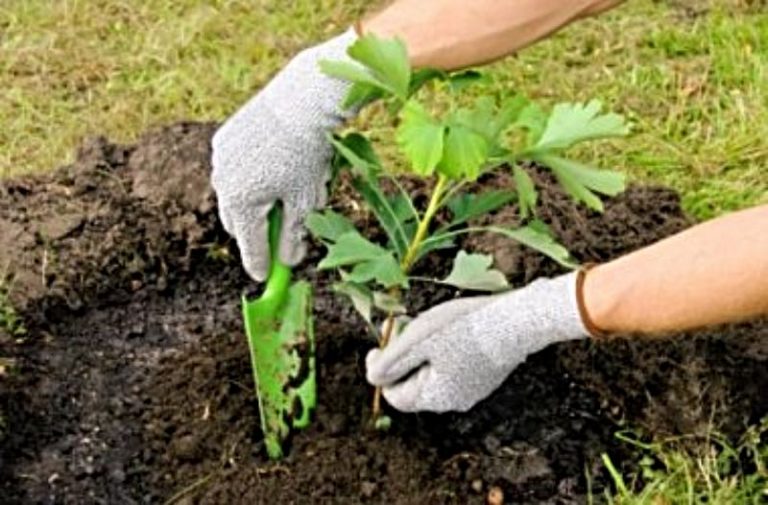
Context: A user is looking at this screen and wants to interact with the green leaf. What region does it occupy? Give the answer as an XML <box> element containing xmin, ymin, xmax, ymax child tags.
<box><xmin>437</xmin><ymin>124</ymin><xmax>489</xmax><ymax>180</ymax></box>
<box><xmin>453</xmin><ymin>95</ymin><xmax>529</xmax><ymax>144</ymax></box>
<box><xmin>351</xmin><ymin>177</ymin><xmax>410</xmax><ymax>259</ymax></box>
<box><xmin>513</xmin><ymin>166</ymin><xmax>537</xmax><ymax>219</ymax></box>
<box><xmin>319</xmin><ymin>232</ymin><xmax>407</xmax><ymax>288</ymax></box>
<box><xmin>441</xmin><ymin>251</ymin><xmax>509</xmax><ymax>292</ymax></box>
<box><xmin>347</xmin><ymin>34</ymin><xmax>411</xmax><ymax>100</ymax></box>
<box><xmin>328</xmin><ymin>133</ymin><xmax>410</xmax><ymax>258</ymax></box>
<box><xmin>396</xmin><ymin>101</ymin><xmax>445</xmax><ymax>176</ymax></box>
<box><xmin>317</xmin><ymin>231</ymin><xmax>389</xmax><ymax>269</ymax></box>
<box><xmin>373</xmin><ymin>291</ymin><xmax>407</xmax><ymax>314</ymax></box>
<box><xmin>515</xmin><ymin>102</ymin><xmax>548</xmax><ymax>145</ymax></box>
<box><xmin>532</xmin><ymin>100</ymin><xmax>630</xmax><ymax>152</ymax></box>
<box><xmin>342</xmin><ymin>82</ymin><xmax>385</xmax><ymax>110</ymax></box>
<box><xmin>447</xmin><ymin>190</ymin><xmax>517</xmax><ymax>228</ymax></box>
<box><xmin>414</xmin><ymin>234</ymin><xmax>456</xmax><ymax>263</ymax></box>
<box><xmin>319</xmin><ymin>60</ymin><xmax>387</xmax><ymax>90</ymax></box>
<box><xmin>329</xmin><ymin>133</ymin><xmax>382</xmax><ymax>177</ymax></box>
<box><xmin>347</xmin><ymin>254</ymin><xmax>408</xmax><ymax>289</ymax></box>
<box><xmin>387</xmin><ymin>192</ymin><xmax>417</xmax><ymax>225</ymax></box>
<box><xmin>448</xmin><ymin>69</ymin><xmax>487</xmax><ymax>92</ymax></box>
<box><xmin>409</xmin><ymin>68</ymin><xmax>448</xmax><ymax>96</ymax></box>
<box><xmin>306</xmin><ymin>210</ymin><xmax>356</xmax><ymax>243</ymax></box>
<box><xmin>333</xmin><ymin>280</ymin><xmax>373</xmax><ymax>325</ymax></box>
<box><xmin>487</xmin><ymin>224</ymin><xmax>576</xmax><ymax>269</ymax></box>
<box><xmin>536</xmin><ymin>154</ymin><xmax>626</xmax><ymax>212</ymax></box>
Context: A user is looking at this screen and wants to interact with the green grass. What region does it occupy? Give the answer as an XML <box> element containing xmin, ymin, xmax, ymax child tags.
<box><xmin>0</xmin><ymin>282</ymin><xmax>25</xmax><ymax>339</ymax></box>
<box><xmin>600</xmin><ymin>420</ymin><xmax>768</xmax><ymax>504</ymax></box>
<box><xmin>2</xmin><ymin>0</ymin><xmax>766</xmax><ymax>219</ymax></box>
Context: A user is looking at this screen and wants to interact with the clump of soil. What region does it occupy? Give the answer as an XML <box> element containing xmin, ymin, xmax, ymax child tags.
<box><xmin>0</xmin><ymin>123</ymin><xmax>765</xmax><ymax>504</ymax></box>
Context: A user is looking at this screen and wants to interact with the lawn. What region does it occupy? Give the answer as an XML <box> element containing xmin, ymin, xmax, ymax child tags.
<box><xmin>2</xmin><ymin>0</ymin><xmax>766</xmax><ymax>219</ymax></box>
<box><xmin>1</xmin><ymin>0</ymin><xmax>766</xmax><ymax>501</ymax></box>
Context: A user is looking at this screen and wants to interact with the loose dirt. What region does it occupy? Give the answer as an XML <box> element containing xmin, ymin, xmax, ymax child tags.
<box><xmin>1</xmin><ymin>123</ymin><xmax>765</xmax><ymax>504</ymax></box>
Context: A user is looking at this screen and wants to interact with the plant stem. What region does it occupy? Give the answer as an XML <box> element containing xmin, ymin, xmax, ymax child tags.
<box><xmin>371</xmin><ymin>174</ymin><xmax>450</xmax><ymax>423</ymax></box>
<box><xmin>401</xmin><ymin>174</ymin><xmax>448</xmax><ymax>271</ymax></box>
<box><xmin>372</xmin><ymin>314</ymin><xmax>396</xmax><ymax>421</ymax></box>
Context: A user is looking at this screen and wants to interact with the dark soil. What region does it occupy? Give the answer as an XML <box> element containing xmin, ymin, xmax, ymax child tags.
<box><xmin>1</xmin><ymin>123</ymin><xmax>765</xmax><ymax>505</ymax></box>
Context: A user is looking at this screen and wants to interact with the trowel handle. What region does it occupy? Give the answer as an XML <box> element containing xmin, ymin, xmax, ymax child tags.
<box><xmin>257</xmin><ymin>205</ymin><xmax>292</xmax><ymax>312</ymax></box>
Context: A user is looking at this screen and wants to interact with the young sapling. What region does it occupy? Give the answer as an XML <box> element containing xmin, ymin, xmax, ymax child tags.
<box><xmin>309</xmin><ymin>34</ymin><xmax>629</xmax><ymax>426</ymax></box>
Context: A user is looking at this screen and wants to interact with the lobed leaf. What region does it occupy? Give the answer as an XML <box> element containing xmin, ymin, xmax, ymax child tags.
<box><xmin>346</xmin><ymin>254</ymin><xmax>408</xmax><ymax>288</ymax></box>
<box><xmin>319</xmin><ymin>232</ymin><xmax>407</xmax><ymax>289</ymax></box>
<box><xmin>441</xmin><ymin>251</ymin><xmax>509</xmax><ymax>292</ymax></box>
<box><xmin>396</xmin><ymin>101</ymin><xmax>445</xmax><ymax>176</ymax></box>
<box><xmin>536</xmin><ymin>154</ymin><xmax>626</xmax><ymax>212</ymax></box>
<box><xmin>317</xmin><ymin>231</ymin><xmax>390</xmax><ymax>269</ymax></box>
<box><xmin>531</xmin><ymin>100</ymin><xmax>629</xmax><ymax>153</ymax></box>
<box><xmin>347</xmin><ymin>34</ymin><xmax>411</xmax><ymax>100</ymax></box>
<box><xmin>453</xmin><ymin>95</ymin><xmax>529</xmax><ymax>145</ymax></box>
<box><xmin>437</xmin><ymin>124</ymin><xmax>489</xmax><ymax>180</ymax></box>
<box><xmin>306</xmin><ymin>210</ymin><xmax>356</xmax><ymax>243</ymax></box>
<box><xmin>486</xmin><ymin>224</ymin><xmax>577</xmax><ymax>269</ymax></box>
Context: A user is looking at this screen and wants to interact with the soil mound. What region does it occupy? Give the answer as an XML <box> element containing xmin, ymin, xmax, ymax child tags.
<box><xmin>1</xmin><ymin>123</ymin><xmax>765</xmax><ymax>504</ymax></box>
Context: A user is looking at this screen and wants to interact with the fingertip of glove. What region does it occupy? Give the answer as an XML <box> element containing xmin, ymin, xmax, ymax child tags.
<box><xmin>278</xmin><ymin>239</ymin><xmax>307</xmax><ymax>267</ymax></box>
<box><xmin>244</xmin><ymin>262</ymin><xmax>268</xmax><ymax>283</ymax></box>
<box><xmin>365</xmin><ymin>348</ymin><xmax>385</xmax><ymax>385</ymax></box>
<box><xmin>380</xmin><ymin>370</ymin><xmax>426</xmax><ymax>413</ymax></box>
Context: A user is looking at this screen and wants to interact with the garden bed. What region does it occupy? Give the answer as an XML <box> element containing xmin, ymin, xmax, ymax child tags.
<box><xmin>1</xmin><ymin>123</ymin><xmax>766</xmax><ymax>504</ymax></box>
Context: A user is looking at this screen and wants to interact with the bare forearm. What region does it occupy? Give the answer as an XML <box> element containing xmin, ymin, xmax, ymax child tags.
<box><xmin>361</xmin><ymin>0</ymin><xmax>625</xmax><ymax>70</ymax></box>
<box><xmin>584</xmin><ymin>205</ymin><xmax>768</xmax><ymax>335</ymax></box>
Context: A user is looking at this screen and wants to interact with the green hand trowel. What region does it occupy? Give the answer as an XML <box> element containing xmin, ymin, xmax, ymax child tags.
<box><xmin>242</xmin><ymin>205</ymin><xmax>316</xmax><ymax>459</ymax></box>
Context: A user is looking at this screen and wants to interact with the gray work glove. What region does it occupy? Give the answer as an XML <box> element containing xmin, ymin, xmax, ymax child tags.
<box><xmin>211</xmin><ymin>29</ymin><xmax>357</xmax><ymax>281</ymax></box>
<box><xmin>366</xmin><ymin>272</ymin><xmax>591</xmax><ymax>413</ymax></box>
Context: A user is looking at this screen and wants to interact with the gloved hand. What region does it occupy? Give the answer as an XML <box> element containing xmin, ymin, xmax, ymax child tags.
<box><xmin>366</xmin><ymin>271</ymin><xmax>593</xmax><ymax>413</ymax></box>
<box><xmin>211</xmin><ymin>29</ymin><xmax>357</xmax><ymax>281</ymax></box>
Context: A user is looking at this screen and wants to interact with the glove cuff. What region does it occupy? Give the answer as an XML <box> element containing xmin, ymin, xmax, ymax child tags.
<box><xmin>575</xmin><ymin>264</ymin><xmax>610</xmax><ymax>340</ymax></box>
<box><xmin>548</xmin><ymin>271</ymin><xmax>593</xmax><ymax>342</ymax></box>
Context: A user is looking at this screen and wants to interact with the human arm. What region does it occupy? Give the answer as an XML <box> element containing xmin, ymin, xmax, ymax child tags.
<box><xmin>366</xmin><ymin>205</ymin><xmax>768</xmax><ymax>412</ymax></box>
<box><xmin>585</xmin><ymin>204</ymin><xmax>768</xmax><ymax>334</ymax></box>
<box><xmin>363</xmin><ymin>0</ymin><xmax>625</xmax><ymax>69</ymax></box>
<box><xmin>212</xmin><ymin>0</ymin><xmax>625</xmax><ymax>280</ymax></box>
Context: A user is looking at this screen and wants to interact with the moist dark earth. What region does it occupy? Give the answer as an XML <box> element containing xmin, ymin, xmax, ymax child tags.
<box><xmin>0</xmin><ymin>123</ymin><xmax>765</xmax><ymax>505</ymax></box>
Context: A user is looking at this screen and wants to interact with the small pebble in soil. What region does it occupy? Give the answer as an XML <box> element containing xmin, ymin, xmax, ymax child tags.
<box><xmin>487</xmin><ymin>486</ymin><xmax>504</xmax><ymax>505</ymax></box>
<box><xmin>360</xmin><ymin>481</ymin><xmax>377</xmax><ymax>498</ymax></box>
<box><xmin>172</xmin><ymin>434</ymin><xmax>201</xmax><ymax>461</ymax></box>
<box><xmin>471</xmin><ymin>479</ymin><xmax>484</xmax><ymax>494</ymax></box>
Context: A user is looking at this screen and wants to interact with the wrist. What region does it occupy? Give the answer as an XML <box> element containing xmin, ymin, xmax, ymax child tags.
<box><xmin>576</xmin><ymin>265</ymin><xmax>610</xmax><ymax>339</ymax></box>
<box><xmin>580</xmin><ymin>263</ymin><xmax>620</xmax><ymax>337</ymax></box>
